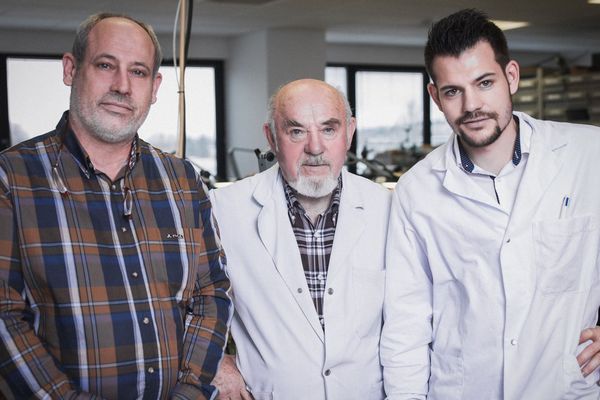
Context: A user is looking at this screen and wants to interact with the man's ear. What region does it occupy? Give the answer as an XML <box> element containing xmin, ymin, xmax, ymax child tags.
<box><xmin>505</xmin><ymin>60</ymin><xmax>520</xmax><ymax>95</ymax></box>
<box><xmin>151</xmin><ymin>72</ymin><xmax>162</xmax><ymax>104</ymax></box>
<box><xmin>264</xmin><ymin>123</ymin><xmax>277</xmax><ymax>153</ymax></box>
<box><xmin>427</xmin><ymin>83</ymin><xmax>442</xmax><ymax>111</ymax></box>
<box><xmin>346</xmin><ymin>117</ymin><xmax>356</xmax><ymax>150</ymax></box>
<box><xmin>62</xmin><ymin>53</ymin><xmax>77</xmax><ymax>86</ymax></box>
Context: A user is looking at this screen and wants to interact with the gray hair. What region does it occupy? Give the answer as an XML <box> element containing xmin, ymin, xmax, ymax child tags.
<box><xmin>266</xmin><ymin>83</ymin><xmax>353</xmax><ymax>143</ymax></box>
<box><xmin>71</xmin><ymin>12</ymin><xmax>163</xmax><ymax>77</ymax></box>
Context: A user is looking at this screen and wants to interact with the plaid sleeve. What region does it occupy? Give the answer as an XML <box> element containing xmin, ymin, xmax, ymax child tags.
<box><xmin>171</xmin><ymin>182</ymin><xmax>232</xmax><ymax>400</ymax></box>
<box><xmin>0</xmin><ymin>175</ymin><xmax>95</xmax><ymax>399</ymax></box>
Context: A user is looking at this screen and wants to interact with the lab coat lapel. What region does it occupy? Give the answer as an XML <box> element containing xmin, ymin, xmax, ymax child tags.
<box><xmin>327</xmin><ymin>170</ymin><xmax>366</xmax><ymax>282</ymax></box>
<box><xmin>254</xmin><ymin>167</ymin><xmax>325</xmax><ymax>342</ymax></box>
<box><xmin>509</xmin><ymin>116</ymin><xmax>565</xmax><ymax>226</ymax></box>
<box><xmin>435</xmin><ymin>136</ymin><xmax>500</xmax><ymax>209</ymax></box>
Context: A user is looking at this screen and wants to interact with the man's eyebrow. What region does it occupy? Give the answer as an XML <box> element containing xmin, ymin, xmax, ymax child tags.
<box><xmin>283</xmin><ymin>119</ymin><xmax>304</xmax><ymax>128</ymax></box>
<box><xmin>92</xmin><ymin>53</ymin><xmax>151</xmax><ymax>71</ymax></box>
<box><xmin>438</xmin><ymin>72</ymin><xmax>498</xmax><ymax>92</ymax></box>
<box><xmin>321</xmin><ymin>118</ymin><xmax>341</xmax><ymax>126</ymax></box>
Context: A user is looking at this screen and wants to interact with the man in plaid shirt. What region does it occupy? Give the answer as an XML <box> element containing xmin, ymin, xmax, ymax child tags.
<box><xmin>0</xmin><ymin>13</ymin><xmax>231</xmax><ymax>399</ymax></box>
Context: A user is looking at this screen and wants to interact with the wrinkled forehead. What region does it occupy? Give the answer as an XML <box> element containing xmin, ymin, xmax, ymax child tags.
<box><xmin>276</xmin><ymin>84</ymin><xmax>345</xmax><ymax>121</ymax></box>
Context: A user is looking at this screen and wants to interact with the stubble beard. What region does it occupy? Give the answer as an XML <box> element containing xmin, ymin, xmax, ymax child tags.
<box><xmin>69</xmin><ymin>79</ymin><xmax>149</xmax><ymax>145</ymax></box>
<box><xmin>454</xmin><ymin>103</ymin><xmax>513</xmax><ymax>149</ymax></box>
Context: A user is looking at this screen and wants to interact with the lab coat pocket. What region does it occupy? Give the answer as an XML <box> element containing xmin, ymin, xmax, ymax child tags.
<box><xmin>563</xmin><ymin>354</ymin><xmax>600</xmax><ymax>397</ymax></box>
<box><xmin>353</xmin><ymin>268</ymin><xmax>385</xmax><ymax>338</ymax></box>
<box><xmin>533</xmin><ymin>216</ymin><xmax>600</xmax><ymax>294</ymax></box>
<box><xmin>429</xmin><ymin>351</ymin><xmax>464</xmax><ymax>399</ymax></box>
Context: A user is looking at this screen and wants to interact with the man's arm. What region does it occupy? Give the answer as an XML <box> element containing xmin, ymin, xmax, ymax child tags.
<box><xmin>380</xmin><ymin>186</ymin><xmax>432</xmax><ymax>400</ymax></box>
<box><xmin>171</xmin><ymin>184</ymin><xmax>233</xmax><ymax>400</ymax></box>
<box><xmin>578</xmin><ymin>327</ymin><xmax>600</xmax><ymax>377</ymax></box>
<box><xmin>0</xmin><ymin>179</ymin><xmax>95</xmax><ymax>399</ymax></box>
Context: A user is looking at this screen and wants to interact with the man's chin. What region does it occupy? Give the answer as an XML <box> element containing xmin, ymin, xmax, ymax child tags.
<box><xmin>290</xmin><ymin>175</ymin><xmax>338</xmax><ymax>198</ymax></box>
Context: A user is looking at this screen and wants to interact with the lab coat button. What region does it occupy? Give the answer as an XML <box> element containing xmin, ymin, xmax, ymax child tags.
<box><xmin>324</xmin><ymin>369</ymin><xmax>331</xmax><ymax>376</ymax></box>
<box><xmin>510</xmin><ymin>338</ymin><xmax>518</xmax><ymax>346</ymax></box>
<box><xmin>506</xmin><ymin>238</ymin><xmax>511</xmax><ymax>243</ymax></box>
<box><xmin>297</xmin><ymin>288</ymin><xmax>303</xmax><ymax>293</ymax></box>
<box><xmin>327</xmin><ymin>288</ymin><xmax>334</xmax><ymax>295</ymax></box>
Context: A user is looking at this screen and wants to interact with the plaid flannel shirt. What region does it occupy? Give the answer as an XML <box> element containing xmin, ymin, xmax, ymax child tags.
<box><xmin>0</xmin><ymin>112</ymin><xmax>231</xmax><ymax>399</ymax></box>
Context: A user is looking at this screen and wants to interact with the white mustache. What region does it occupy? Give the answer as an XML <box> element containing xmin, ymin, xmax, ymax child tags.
<box><xmin>302</xmin><ymin>155</ymin><xmax>330</xmax><ymax>166</ymax></box>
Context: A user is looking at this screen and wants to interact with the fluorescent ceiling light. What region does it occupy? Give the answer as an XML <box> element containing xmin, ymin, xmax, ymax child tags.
<box><xmin>491</xmin><ymin>20</ymin><xmax>530</xmax><ymax>31</ymax></box>
<box><xmin>588</xmin><ymin>0</ymin><xmax>600</xmax><ymax>4</ymax></box>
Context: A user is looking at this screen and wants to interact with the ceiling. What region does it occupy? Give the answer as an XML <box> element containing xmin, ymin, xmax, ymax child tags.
<box><xmin>1</xmin><ymin>0</ymin><xmax>599</xmax><ymax>57</ymax></box>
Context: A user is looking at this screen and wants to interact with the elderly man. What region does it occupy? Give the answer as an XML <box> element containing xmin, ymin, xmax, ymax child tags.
<box><xmin>210</xmin><ymin>79</ymin><xmax>389</xmax><ymax>399</ymax></box>
<box><xmin>0</xmin><ymin>13</ymin><xmax>231</xmax><ymax>399</ymax></box>
<box><xmin>382</xmin><ymin>9</ymin><xmax>600</xmax><ymax>400</ymax></box>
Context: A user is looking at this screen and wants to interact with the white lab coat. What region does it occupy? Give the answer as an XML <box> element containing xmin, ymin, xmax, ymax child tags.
<box><xmin>210</xmin><ymin>166</ymin><xmax>390</xmax><ymax>400</ymax></box>
<box><xmin>381</xmin><ymin>112</ymin><xmax>600</xmax><ymax>400</ymax></box>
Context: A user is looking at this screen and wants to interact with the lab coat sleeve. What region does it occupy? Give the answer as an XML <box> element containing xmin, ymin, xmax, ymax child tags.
<box><xmin>381</xmin><ymin>185</ymin><xmax>433</xmax><ymax>400</ymax></box>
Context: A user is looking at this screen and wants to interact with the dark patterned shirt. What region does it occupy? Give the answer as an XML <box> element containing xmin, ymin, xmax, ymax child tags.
<box><xmin>283</xmin><ymin>175</ymin><xmax>342</xmax><ymax>329</ymax></box>
<box><xmin>0</xmin><ymin>112</ymin><xmax>231</xmax><ymax>400</ymax></box>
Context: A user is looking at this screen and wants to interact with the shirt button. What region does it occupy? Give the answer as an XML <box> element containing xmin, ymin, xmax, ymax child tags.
<box><xmin>111</xmin><ymin>184</ymin><xmax>117</xmax><ymax>190</ymax></box>
<box><xmin>142</xmin><ymin>317</ymin><xmax>150</xmax><ymax>325</ymax></box>
<box><xmin>319</xmin><ymin>317</ymin><xmax>324</xmax><ymax>325</ymax></box>
<box><xmin>317</xmin><ymin>273</ymin><xmax>324</xmax><ymax>281</ymax></box>
<box><xmin>324</xmin><ymin>369</ymin><xmax>331</xmax><ymax>376</ymax></box>
<box><xmin>313</xmin><ymin>231</ymin><xmax>319</xmax><ymax>238</ymax></box>
<box><xmin>147</xmin><ymin>367</ymin><xmax>155</xmax><ymax>374</ymax></box>
<box><xmin>327</xmin><ymin>288</ymin><xmax>334</xmax><ymax>295</ymax></box>
<box><xmin>132</xmin><ymin>272</ymin><xmax>139</xmax><ymax>278</ymax></box>
<box><xmin>510</xmin><ymin>338</ymin><xmax>518</xmax><ymax>346</ymax></box>
<box><xmin>297</xmin><ymin>288</ymin><xmax>303</xmax><ymax>293</ymax></box>
<box><xmin>121</xmin><ymin>226</ymin><xmax>128</xmax><ymax>233</ymax></box>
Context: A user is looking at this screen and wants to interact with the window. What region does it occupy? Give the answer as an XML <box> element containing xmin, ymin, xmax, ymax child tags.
<box><xmin>2</xmin><ymin>56</ymin><xmax>225</xmax><ymax>178</ymax></box>
<box><xmin>325</xmin><ymin>65</ymin><xmax>436</xmax><ymax>175</ymax></box>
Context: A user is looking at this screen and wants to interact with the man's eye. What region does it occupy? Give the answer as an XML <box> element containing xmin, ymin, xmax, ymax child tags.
<box><xmin>480</xmin><ymin>80</ymin><xmax>493</xmax><ymax>88</ymax></box>
<box><xmin>97</xmin><ymin>63</ymin><xmax>111</xmax><ymax>70</ymax></box>
<box><xmin>443</xmin><ymin>88</ymin><xmax>459</xmax><ymax>98</ymax></box>
<box><xmin>290</xmin><ymin>129</ymin><xmax>305</xmax><ymax>137</ymax></box>
<box><xmin>131</xmin><ymin>69</ymin><xmax>146</xmax><ymax>77</ymax></box>
<box><xmin>323</xmin><ymin>127</ymin><xmax>336</xmax><ymax>136</ymax></box>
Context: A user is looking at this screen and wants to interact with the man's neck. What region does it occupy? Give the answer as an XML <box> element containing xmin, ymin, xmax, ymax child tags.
<box><xmin>296</xmin><ymin>191</ymin><xmax>333</xmax><ymax>225</ymax></box>
<box><xmin>69</xmin><ymin>120</ymin><xmax>133</xmax><ymax>181</ymax></box>
<box><xmin>464</xmin><ymin>118</ymin><xmax>518</xmax><ymax>175</ymax></box>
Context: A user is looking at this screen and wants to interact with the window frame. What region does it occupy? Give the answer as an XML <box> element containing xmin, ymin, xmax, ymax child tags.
<box><xmin>0</xmin><ymin>54</ymin><xmax>227</xmax><ymax>179</ymax></box>
<box><xmin>326</xmin><ymin>63</ymin><xmax>432</xmax><ymax>173</ymax></box>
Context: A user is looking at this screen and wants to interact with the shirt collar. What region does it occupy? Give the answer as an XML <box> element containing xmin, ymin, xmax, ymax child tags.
<box><xmin>454</xmin><ymin>115</ymin><xmax>528</xmax><ymax>174</ymax></box>
<box><xmin>58</xmin><ymin>110</ymin><xmax>140</xmax><ymax>177</ymax></box>
<box><xmin>282</xmin><ymin>173</ymin><xmax>343</xmax><ymax>224</ymax></box>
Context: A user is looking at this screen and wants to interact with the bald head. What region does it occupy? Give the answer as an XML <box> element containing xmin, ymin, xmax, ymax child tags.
<box><xmin>267</xmin><ymin>79</ymin><xmax>353</xmax><ymax>143</ymax></box>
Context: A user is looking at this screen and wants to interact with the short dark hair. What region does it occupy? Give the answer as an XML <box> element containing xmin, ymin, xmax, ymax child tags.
<box><xmin>72</xmin><ymin>12</ymin><xmax>163</xmax><ymax>77</ymax></box>
<box><xmin>424</xmin><ymin>9</ymin><xmax>510</xmax><ymax>83</ymax></box>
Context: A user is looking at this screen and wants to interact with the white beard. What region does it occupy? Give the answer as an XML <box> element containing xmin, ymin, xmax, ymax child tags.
<box><xmin>288</xmin><ymin>172</ymin><xmax>339</xmax><ymax>198</ymax></box>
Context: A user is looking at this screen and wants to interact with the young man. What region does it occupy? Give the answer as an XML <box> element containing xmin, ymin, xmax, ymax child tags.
<box><xmin>0</xmin><ymin>13</ymin><xmax>231</xmax><ymax>399</ymax></box>
<box><xmin>382</xmin><ymin>9</ymin><xmax>600</xmax><ymax>400</ymax></box>
<box><xmin>210</xmin><ymin>79</ymin><xmax>389</xmax><ymax>399</ymax></box>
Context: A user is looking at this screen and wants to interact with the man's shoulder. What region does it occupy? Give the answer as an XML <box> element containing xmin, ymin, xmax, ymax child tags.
<box><xmin>343</xmin><ymin>171</ymin><xmax>390</xmax><ymax>199</ymax></box>
<box><xmin>212</xmin><ymin>168</ymin><xmax>273</xmax><ymax>202</ymax></box>
<box><xmin>1</xmin><ymin>131</ymin><xmax>57</xmax><ymax>157</ymax></box>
